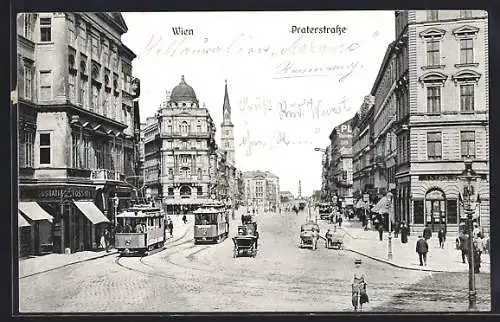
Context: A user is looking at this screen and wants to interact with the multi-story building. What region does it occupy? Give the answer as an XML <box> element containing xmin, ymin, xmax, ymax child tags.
<box><xmin>371</xmin><ymin>41</ymin><xmax>398</xmax><ymax>205</ymax></box>
<box><xmin>243</xmin><ymin>171</ymin><xmax>280</xmax><ymax>212</ymax></box>
<box><xmin>352</xmin><ymin>95</ymin><xmax>375</xmax><ymax>202</ymax></box>
<box><xmin>395</xmin><ymin>10</ymin><xmax>489</xmax><ymax>234</ymax></box>
<box><xmin>320</xmin><ymin>145</ymin><xmax>331</xmax><ymax>201</ymax></box>
<box><xmin>143</xmin><ymin>76</ymin><xmax>218</xmax><ymax>213</ymax></box>
<box><xmin>328</xmin><ymin>119</ymin><xmax>354</xmax><ymax>207</ymax></box>
<box><xmin>142</xmin><ymin>76</ymin><xmax>239</xmax><ymax>214</ymax></box>
<box><xmin>16</xmin><ymin>12</ymin><xmax>141</xmax><ymax>254</ymax></box>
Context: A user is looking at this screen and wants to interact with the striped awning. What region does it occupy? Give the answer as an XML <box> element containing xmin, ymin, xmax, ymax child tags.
<box><xmin>18</xmin><ymin>212</ymin><xmax>31</xmax><ymax>228</ymax></box>
<box><xmin>18</xmin><ymin>202</ymin><xmax>54</xmax><ymax>222</ymax></box>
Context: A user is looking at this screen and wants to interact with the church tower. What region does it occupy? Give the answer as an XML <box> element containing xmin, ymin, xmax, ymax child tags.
<box><xmin>220</xmin><ymin>80</ymin><xmax>235</xmax><ymax>165</ymax></box>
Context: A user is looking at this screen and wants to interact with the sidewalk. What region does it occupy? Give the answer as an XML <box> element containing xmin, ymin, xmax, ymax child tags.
<box><xmin>318</xmin><ymin>219</ymin><xmax>490</xmax><ymax>273</ymax></box>
<box><xmin>19</xmin><ymin>214</ymin><xmax>195</xmax><ymax>279</ymax></box>
<box><xmin>19</xmin><ymin>249</ymin><xmax>119</xmax><ymax>278</ymax></box>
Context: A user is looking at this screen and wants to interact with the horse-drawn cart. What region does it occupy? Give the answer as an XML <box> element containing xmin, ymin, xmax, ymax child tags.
<box><xmin>299</xmin><ymin>222</ymin><xmax>320</xmax><ymax>249</ymax></box>
<box><xmin>326</xmin><ymin>229</ymin><xmax>345</xmax><ymax>249</ymax></box>
<box><xmin>232</xmin><ymin>234</ymin><xmax>257</xmax><ymax>258</ymax></box>
<box><xmin>232</xmin><ymin>222</ymin><xmax>259</xmax><ymax>258</ymax></box>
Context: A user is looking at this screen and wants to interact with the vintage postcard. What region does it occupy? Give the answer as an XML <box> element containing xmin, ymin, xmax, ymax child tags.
<box><xmin>14</xmin><ymin>10</ymin><xmax>490</xmax><ymax>312</ymax></box>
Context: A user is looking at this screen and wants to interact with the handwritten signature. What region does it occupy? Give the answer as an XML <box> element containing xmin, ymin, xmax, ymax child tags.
<box><xmin>273</xmin><ymin>60</ymin><xmax>361</xmax><ymax>81</ymax></box>
<box><xmin>137</xmin><ymin>31</ymin><xmax>380</xmax><ymax>60</ymax></box>
<box><xmin>238</xmin><ymin>96</ymin><xmax>352</xmax><ymax>120</ymax></box>
<box><xmin>238</xmin><ymin>128</ymin><xmax>315</xmax><ymax>156</ymax></box>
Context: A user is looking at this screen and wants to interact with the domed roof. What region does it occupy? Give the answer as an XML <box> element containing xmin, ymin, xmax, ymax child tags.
<box><xmin>170</xmin><ymin>75</ymin><xmax>197</xmax><ymax>103</ymax></box>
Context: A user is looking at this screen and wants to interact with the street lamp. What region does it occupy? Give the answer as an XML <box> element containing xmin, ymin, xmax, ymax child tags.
<box><xmin>386</xmin><ymin>192</ymin><xmax>393</xmax><ymax>261</ymax></box>
<box><xmin>457</xmin><ymin>158</ymin><xmax>481</xmax><ymax>311</ymax></box>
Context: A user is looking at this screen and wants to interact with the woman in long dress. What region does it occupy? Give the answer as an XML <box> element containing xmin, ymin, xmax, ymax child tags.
<box><xmin>99</xmin><ymin>230</ymin><xmax>106</xmax><ymax>250</ymax></box>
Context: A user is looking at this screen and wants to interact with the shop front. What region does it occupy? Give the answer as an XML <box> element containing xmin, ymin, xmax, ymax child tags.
<box><xmin>19</xmin><ymin>184</ymin><xmax>110</xmax><ymax>253</ymax></box>
<box><xmin>18</xmin><ymin>202</ymin><xmax>54</xmax><ymax>256</ymax></box>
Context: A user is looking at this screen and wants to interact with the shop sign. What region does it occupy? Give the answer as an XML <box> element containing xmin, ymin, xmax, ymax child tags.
<box><xmin>20</xmin><ymin>186</ymin><xmax>94</xmax><ymax>200</ymax></box>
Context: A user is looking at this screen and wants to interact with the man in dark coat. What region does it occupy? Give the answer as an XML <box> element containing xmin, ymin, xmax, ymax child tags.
<box><xmin>416</xmin><ymin>235</ymin><xmax>429</xmax><ymax>266</ymax></box>
<box><xmin>378</xmin><ymin>224</ymin><xmax>384</xmax><ymax>241</ymax></box>
<box><xmin>459</xmin><ymin>232</ymin><xmax>470</xmax><ymax>263</ymax></box>
<box><xmin>423</xmin><ymin>224</ymin><xmax>432</xmax><ymax>240</ymax></box>
<box><xmin>438</xmin><ymin>228</ymin><xmax>446</xmax><ymax>249</ymax></box>
<box><xmin>400</xmin><ymin>223</ymin><xmax>409</xmax><ymax>244</ymax></box>
<box><xmin>168</xmin><ymin>220</ymin><xmax>174</xmax><ymax>237</ymax></box>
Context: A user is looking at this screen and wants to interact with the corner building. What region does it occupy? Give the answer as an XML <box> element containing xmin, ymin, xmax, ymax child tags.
<box><xmin>396</xmin><ymin>10</ymin><xmax>489</xmax><ymax>234</ymax></box>
<box><xmin>16</xmin><ymin>12</ymin><xmax>141</xmax><ymax>254</ymax></box>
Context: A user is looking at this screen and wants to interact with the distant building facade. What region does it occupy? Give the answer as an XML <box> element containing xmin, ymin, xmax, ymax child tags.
<box><xmin>329</xmin><ymin>119</ymin><xmax>354</xmax><ymax>207</ymax></box>
<box><xmin>243</xmin><ymin>171</ymin><xmax>280</xmax><ymax>212</ymax></box>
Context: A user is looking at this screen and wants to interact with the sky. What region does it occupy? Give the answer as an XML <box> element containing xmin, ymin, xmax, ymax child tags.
<box><xmin>121</xmin><ymin>11</ymin><xmax>396</xmax><ymax>197</ymax></box>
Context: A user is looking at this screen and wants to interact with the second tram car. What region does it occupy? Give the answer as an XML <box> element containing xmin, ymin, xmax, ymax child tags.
<box><xmin>193</xmin><ymin>203</ymin><xmax>229</xmax><ymax>244</ymax></box>
<box><xmin>115</xmin><ymin>204</ymin><xmax>166</xmax><ymax>255</ymax></box>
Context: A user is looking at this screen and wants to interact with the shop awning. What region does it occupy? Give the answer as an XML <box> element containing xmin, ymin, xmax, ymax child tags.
<box><xmin>73</xmin><ymin>201</ymin><xmax>110</xmax><ymax>224</ymax></box>
<box><xmin>18</xmin><ymin>212</ymin><xmax>31</xmax><ymax>227</ymax></box>
<box><xmin>18</xmin><ymin>202</ymin><xmax>54</xmax><ymax>222</ymax></box>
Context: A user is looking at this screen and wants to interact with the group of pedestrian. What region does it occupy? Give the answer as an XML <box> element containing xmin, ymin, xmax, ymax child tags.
<box><xmin>458</xmin><ymin>223</ymin><xmax>484</xmax><ymax>273</ymax></box>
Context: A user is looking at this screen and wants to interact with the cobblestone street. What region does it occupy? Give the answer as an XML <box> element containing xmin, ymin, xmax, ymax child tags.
<box><xmin>18</xmin><ymin>209</ymin><xmax>490</xmax><ymax>312</ymax></box>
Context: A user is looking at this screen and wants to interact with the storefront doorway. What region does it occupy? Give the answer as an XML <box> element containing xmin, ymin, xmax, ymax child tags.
<box><xmin>425</xmin><ymin>189</ymin><xmax>446</xmax><ymax>232</ymax></box>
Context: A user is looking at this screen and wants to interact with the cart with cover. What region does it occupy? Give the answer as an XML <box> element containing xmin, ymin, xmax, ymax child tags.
<box><xmin>299</xmin><ymin>221</ymin><xmax>320</xmax><ymax>248</ymax></box>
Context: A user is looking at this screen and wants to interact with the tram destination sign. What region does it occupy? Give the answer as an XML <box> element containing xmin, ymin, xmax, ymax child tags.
<box><xmin>20</xmin><ymin>186</ymin><xmax>95</xmax><ymax>200</ymax></box>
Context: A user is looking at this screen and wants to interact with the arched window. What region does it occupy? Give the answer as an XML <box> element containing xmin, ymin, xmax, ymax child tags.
<box><xmin>425</xmin><ymin>189</ymin><xmax>446</xmax><ymax>232</ymax></box>
<box><xmin>180</xmin><ymin>121</ymin><xmax>189</xmax><ymax>134</ymax></box>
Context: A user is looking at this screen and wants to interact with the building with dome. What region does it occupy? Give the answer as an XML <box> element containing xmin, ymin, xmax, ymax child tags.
<box><xmin>142</xmin><ymin>76</ymin><xmax>240</xmax><ymax>213</ymax></box>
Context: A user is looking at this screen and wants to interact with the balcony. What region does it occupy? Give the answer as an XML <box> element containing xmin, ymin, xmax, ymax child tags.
<box><xmin>90</xmin><ymin>168</ymin><xmax>125</xmax><ymax>182</ymax></box>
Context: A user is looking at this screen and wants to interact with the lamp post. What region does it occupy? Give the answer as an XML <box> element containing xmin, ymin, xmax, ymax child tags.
<box><xmin>386</xmin><ymin>192</ymin><xmax>393</xmax><ymax>261</ymax></box>
<box><xmin>458</xmin><ymin>158</ymin><xmax>480</xmax><ymax>311</ymax></box>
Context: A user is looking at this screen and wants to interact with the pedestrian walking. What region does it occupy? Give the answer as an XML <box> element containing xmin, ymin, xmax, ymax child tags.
<box><xmin>378</xmin><ymin>224</ymin><xmax>384</xmax><ymax>241</ymax></box>
<box><xmin>168</xmin><ymin>220</ymin><xmax>174</xmax><ymax>237</ymax></box>
<box><xmin>473</xmin><ymin>236</ymin><xmax>481</xmax><ymax>273</ymax></box>
<box><xmin>400</xmin><ymin>222</ymin><xmax>408</xmax><ymax>244</ymax></box>
<box><xmin>394</xmin><ymin>221</ymin><xmax>400</xmax><ymax>238</ymax></box>
<box><xmin>351</xmin><ymin>274</ymin><xmax>369</xmax><ymax>311</ymax></box>
<box><xmin>459</xmin><ymin>232</ymin><xmax>469</xmax><ymax>263</ymax></box>
<box><xmin>338</xmin><ymin>215</ymin><xmax>343</xmax><ymax>228</ymax></box>
<box><xmin>182</xmin><ymin>214</ymin><xmax>187</xmax><ymax>224</ymax></box>
<box><xmin>312</xmin><ymin>228</ymin><xmax>319</xmax><ymax>250</ymax></box>
<box><xmin>438</xmin><ymin>228</ymin><xmax>446</xmax><ymax>249</ymax></box>
<box><xmin>416</xmin><ymin>235</ymin><xmax>429</xmax><ymax>266</ymax></box>
<box><xmin>104</xmin><ymin>228</ymin><xmax>111</xmax><ymax>252</ymax></box>
<box><xmin>423</xmin><ymin>224</ymin><xmax>432</xmax><ymax>241</ymax></box>
<box><xmin>99</xmin><ymin>230</ymin><xmax>107</xmax><ymax>250</ymax></box>
<box><xmin>325</xmin><ymin>229</ymin><xmax>331</xmax><ymax>248</ymax></box>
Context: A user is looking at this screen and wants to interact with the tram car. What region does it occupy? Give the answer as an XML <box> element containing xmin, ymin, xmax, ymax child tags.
<box><xmin>115</xmin><ymin>204</ymin><xmax>166</xmax><ymax>256</ymax></box>
<box><xmin>318</xmin><ymin>203</ymin><xmax>332</xmax><ymax>220</ymax></box>
<box><xmin>193</xmin><ymin>202</ymin><xmax>229</xmax><ymax>244</ymax></box>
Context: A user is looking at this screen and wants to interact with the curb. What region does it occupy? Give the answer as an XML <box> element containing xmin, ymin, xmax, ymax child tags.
<box><xmin>19</xmin><ymin>250</ymin><xmax>119</xmax><ymax>279</ymax></box>
<box><xmin>339</xmin><ymin>226</ymin><xmax>491</xmax><ymax>273</ymax></box>
<box><xmin>343</xmin><ymin>247</ymin><xmax>460</xmax><ymax>273</ymax></box>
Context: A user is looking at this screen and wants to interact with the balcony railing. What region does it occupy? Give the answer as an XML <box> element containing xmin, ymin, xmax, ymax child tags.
<box><xmin>90</xmin><ymin>168</ymin><xmax>125</xmax><ymax>181</ymax></box>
